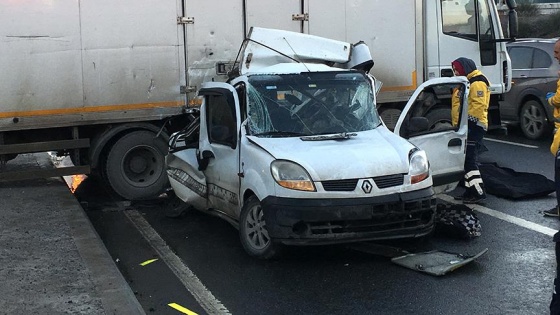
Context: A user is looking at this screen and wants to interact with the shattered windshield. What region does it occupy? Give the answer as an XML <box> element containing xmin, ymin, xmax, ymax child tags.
<box><xmin>246</xmin><ymin>71</ymin><xmax>381</xmax><ymax>137</ymax></box>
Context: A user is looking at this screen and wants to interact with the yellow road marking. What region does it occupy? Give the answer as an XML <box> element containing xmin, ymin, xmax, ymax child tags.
<box><xmin>139</xmin><ymin>258</ymin><xmax>159</xmax><ymax>266</ymax></box>
<box><xmin>125</xmin><ymin>210</ymin><xmax>230</xmax><ymax>314</ymax></box>
<box><xmin>168</xmin><ymin>303</ymin><xmax>199</xmax><ymax>315</ymax></box>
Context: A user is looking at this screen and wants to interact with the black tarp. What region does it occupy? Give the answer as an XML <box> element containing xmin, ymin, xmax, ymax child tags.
<box><xmin>479</xmin><ymin>162</ymin><xmax>555</xmax><ymax>200</ymax></box>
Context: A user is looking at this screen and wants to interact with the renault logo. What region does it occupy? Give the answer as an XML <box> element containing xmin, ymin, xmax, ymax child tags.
<box><xmin>361</xmin><ymin>180</ymin><xmax>373</xmax><ymax>193</ymax></box>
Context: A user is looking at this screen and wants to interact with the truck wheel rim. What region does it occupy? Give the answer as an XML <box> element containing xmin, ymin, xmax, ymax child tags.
<box><xmin>122</xmin><ymin>145</ymin><xmax>164</xmax><ymax>187</ymax></box>
<box><xmin>245</xmin><ymin>204</ymin><xmax>270</xmax><ymax>250</ymax></box>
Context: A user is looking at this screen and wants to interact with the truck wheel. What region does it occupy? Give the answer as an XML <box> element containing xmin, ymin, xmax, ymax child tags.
<box><xmin>239</xmin><ymin>196</ymin><xmax>281</xmax><ymax>259</ymax></box>
<box><xmin>104</xmin><ymin>130</ymin><xmax>169</xmax><ymax>200</ymax></box>
<box><xmin>520</xmin><ymin>100</ymin><xmax>550</xmax><ymax>140</ymax></box>
<box><xmin>425</xmin><ymin>108</ymin><xmax>452</xmax><ymax>131</ymax></box>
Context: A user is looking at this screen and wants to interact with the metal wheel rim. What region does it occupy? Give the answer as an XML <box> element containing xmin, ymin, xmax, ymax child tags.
<box><xmin>521</xmin><ymin>103</ymin><xmax>545</xmax><ymax>137</ymax></box>
<box><xmin>121</xmin><ymin>145</ymin><xmax>164</xmax><ymax>188</ymax></box>
<box><xmin>244</xmin><ymin>203</ymin><xmax>270</xmax><ymax>250</ymax></box>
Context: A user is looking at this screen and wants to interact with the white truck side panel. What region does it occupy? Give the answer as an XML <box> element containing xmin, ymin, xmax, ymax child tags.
<box><xmin>305</xmin><ymin>0</ymin><xmax>422</xmax><ymax>103</ymax></box>
<box><xmin>183</xmin><ymin>0</ymin><xmax>302</xmax><ymax>93</ymax></box>
<box><xmin>80</xmin><ymin>0</ymin><xmax>185</xmax><ymax>106</ymax></box>
<box><xmin>0</xmin><ymin>0</ymin><xmax>186</xmax><ymax>132</ymax></box>
<box><xmin>245</xmin><ymin>0</ymin><xmax>302</xmax><ymax>33</ymax></box>
<box><xmin>184</xmin><ymin>0</ymin><xmax>245</xmax><ymax>92</ymax></box>
<box><xmin>0</xmin><ymin>1</ymin><xmax>84</xmax><ymax>111</ymax></box>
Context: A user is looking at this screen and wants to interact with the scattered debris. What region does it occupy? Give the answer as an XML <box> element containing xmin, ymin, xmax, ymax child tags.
<box><xmin>391</xmin><ymin>248</ymin><xmax>488</xmax><ymax>276</ymax></box>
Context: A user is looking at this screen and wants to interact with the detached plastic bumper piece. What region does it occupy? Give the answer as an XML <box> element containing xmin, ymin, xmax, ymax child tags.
<box><xmin>391</xmin><ymin>248</ymin><xmax>488</xmax><ymax>276</ymax></box>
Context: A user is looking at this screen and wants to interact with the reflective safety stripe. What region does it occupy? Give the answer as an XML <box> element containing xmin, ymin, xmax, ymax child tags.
<box><xmin>465</xmin><ymin>170</ymin><xmax>481</xmax><ymax>178</ymax></box>
<box><xmin>465</xmin><ymin>178</ymin><xmax>484</xmax><ymax>195</ymax></box>
<box><xmin>464</xmin><ymin>177</ymin><xmax>483</xmax><ymax>187</ymax></box>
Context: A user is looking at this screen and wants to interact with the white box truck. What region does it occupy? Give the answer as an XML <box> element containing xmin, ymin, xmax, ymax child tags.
<box><xmin>0</xmin><ymin>0</ymin><xmax>515</xmax><ymax>200</ymax></box>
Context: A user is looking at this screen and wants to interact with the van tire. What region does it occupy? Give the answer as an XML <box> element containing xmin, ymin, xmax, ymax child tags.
<box><xmin>239</xmin><ymin>196</ymin><xmax>281</xmax><ymax>259</ymax></box>
<box><xmin>104</xmin><ymin>130</ymin><xmax>169</xmax><ymax>200</ymax></box>
<box><xmin>520</xmin><ymin>100</ymin><xmax>551</xmax><ymax>140</ymax></box>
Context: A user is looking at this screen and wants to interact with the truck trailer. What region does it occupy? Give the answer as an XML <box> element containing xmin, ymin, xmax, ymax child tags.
<box><xmin>0</xmin><ymin>0</ymin><xmax>515</xmax><ymax>200</ymax></box>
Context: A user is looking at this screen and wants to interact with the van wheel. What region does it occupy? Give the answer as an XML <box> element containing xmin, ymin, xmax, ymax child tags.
<box><xmin>104</xmin><ymin>130</ymin><xmax>169</xmax><ymax>200</ymax></box>
<box><xmin>520</xmin><ymin>100</ymin><xmax>550</xmax><ymax>140</ymax></box>
<box><xmin>239</xmin><ymin>196</ymin><xmax>280</xmax><ymax>259</ymax></box>
<box><xmin>425</xmin><ymin>108</ymin><xmax>452</xmax><ymax>131</ymax></box>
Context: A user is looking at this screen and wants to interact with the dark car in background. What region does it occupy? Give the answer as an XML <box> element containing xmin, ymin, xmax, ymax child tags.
<box><xmin>500</xmin><ymin>38</ymin><xmax>560</xmax><ymax>139</ymax></box>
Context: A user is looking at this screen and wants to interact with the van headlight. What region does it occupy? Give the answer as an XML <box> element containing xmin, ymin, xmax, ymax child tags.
<box><xmin>409</xmin><ymin>149</ymin><xmax>429</xmax><ymax>184</ymax></box>
<box><xmin>271</xmin><ymin>160</ymin><xmax>316</xmax><ymax>192</ymax></box>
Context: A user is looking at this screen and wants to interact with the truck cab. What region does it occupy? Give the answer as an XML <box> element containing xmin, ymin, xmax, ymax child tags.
<box><xmin>166</xmin><ymin>28</ymin><xmax>470</xmax><ymax>259</ymax></box>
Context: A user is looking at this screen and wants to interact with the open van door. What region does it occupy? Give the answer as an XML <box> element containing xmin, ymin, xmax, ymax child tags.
<box><xmin>394</xmin><ymin>77</ymin><xmax>469</xmax><ymax>194</ymax></box>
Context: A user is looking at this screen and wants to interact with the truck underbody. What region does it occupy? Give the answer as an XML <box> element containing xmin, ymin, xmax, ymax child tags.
<box><xmin>0</xmin><ymin>112</ymin><xmax>188</xmax><ymax>200</ymax></box>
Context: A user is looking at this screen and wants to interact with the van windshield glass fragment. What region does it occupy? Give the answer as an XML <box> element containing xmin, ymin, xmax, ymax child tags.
<box><xmin>246</xmin><ymin>71</ymin><xmax>381</xmax><ymax>137</ymax></box>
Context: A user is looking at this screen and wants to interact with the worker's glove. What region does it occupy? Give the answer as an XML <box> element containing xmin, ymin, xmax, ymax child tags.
<box><xmin>547</xmin><ymin>92</ymin><xmax>556</xmax><ymax>100</ymax></box>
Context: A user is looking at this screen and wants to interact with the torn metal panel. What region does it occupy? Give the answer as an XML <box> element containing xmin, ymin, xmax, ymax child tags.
<box><xmin>239</xmin><ymin>27</ymin><xmax>352</xmax><ymax>75</ymax></box>
<box><xmin>391</xmin><ymin>248</ymin><xmax>488</xmax><ymax>276</ymax></box>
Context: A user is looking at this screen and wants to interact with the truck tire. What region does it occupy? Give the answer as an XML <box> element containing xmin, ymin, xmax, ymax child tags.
<box><xmin>520</xmin><ymin>100</ymin><xmax>551</xmax><ymax>140</ymax></box>
<box><xmin>104</xmin><ymin>130</ymin><xmax>169</xmax><ymax>200</ymax></box>
<box><xmin>239</xmin><ymin>196</ymin><xmax>281</xmax><ymax>259</ymax></box>
<box><xmin>425</xmin><ymin>108</ymin><xmax>452</xmax><ymax>131</ymax></box>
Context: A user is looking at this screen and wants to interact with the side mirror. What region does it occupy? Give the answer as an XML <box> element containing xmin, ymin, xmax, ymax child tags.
<box><xmin>505</xmin><ymin>0</ymin><xmax>517</xmax><ymax>9</ymax></box>
<box><xmin>197</xmin><ymin>150</ymin><xmax>215</xmax><ymax>171</ymax></box>
<box><xmin>508</xmin><ymin>10</ymin><xmax>518</xmax><ymax>39</ymax></box>
<box><xmin>441</xmin><ymin>69</ymin><xmax>454</xmax><ymax>78</ymax></box>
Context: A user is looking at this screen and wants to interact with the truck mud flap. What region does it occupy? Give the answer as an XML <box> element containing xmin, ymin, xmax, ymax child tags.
<box><xmin>391</xmin><ymin>248</ymin><xmax>488</xmax><ymax>276</ymax></box>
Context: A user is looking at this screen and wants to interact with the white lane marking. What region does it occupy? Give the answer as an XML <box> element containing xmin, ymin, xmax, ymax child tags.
<box><xmin>124</xmin><ymin>210</ymin><xmax>231</xmax><ymax>315</ymax></box>
<box><xmin>485</xmin><ymin>137</ymin><xmax>539</xmax><ymax>149</ymax></box>
<box><xmin>439</xmin><ymin>194</ymin><xmax>557</xmax><ymax>237</ymax></box>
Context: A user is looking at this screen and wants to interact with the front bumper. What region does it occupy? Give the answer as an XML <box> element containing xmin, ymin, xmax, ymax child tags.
<box><xmin>261</xmin><ymin>187</ymin><xmax>436</xmax><ymax>245</ymax></box>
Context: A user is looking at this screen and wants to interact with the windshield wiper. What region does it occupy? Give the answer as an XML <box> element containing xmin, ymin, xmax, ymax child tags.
<box><xmin>300</xmin><ymin>132</ymin><xmax>357</xmax><ymax>141</ymax></box>
<box><xmin>252</xmin><ymin>131</ymin><xmax>307</xmax><ymax>138</ymax></box>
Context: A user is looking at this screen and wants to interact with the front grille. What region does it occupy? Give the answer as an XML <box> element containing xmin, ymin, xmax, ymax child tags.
<box><xmin>321</xmin><ymin>174</ymin><xmax>404</xmax><ymax>192</ymax></box>
<box><xmin>321</xmin><ymin>179</ymin><xmax>358</xmax><ymax>191</ymax></box>
<box><xmin>373</xmin><ymin>174</ymin><xmax>404</xmax><ymax>188</ymax></box>
<box><xmin>305</xmin><ymin>198</ymin><xmax>435</xmax><ymax>235</ymax></box>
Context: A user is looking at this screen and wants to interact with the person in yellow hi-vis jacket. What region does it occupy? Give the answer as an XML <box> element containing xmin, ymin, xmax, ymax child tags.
<box><xmin>451</xmin><ymin>86</ymin><xmax>462</xmax><ymax>128</ymax></box>
<box><xmin>543</xmin><ymin>39</ymin><xmax>560</xmax><ymax>219</ymax></box>
<box><xmin>451</xmin><ymin>57</ymin><xmax>490</xmax><ymax>204</ymax></box>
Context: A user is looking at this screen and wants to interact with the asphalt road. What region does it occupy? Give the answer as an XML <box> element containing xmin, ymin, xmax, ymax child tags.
<box><xmin>77</xmin><ymin>125</ymin><xmax>559</xmax><ymax>315</ymax></box>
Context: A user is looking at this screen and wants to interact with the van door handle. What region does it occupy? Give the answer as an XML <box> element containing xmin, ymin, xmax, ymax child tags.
<box><xmin>519</xmin><ymin>75</ymin><xmax>528</xmax><ymax>78</ymax></box>
<box><xmin>448</xmin><ymin>138</ymin><xmax>462</xmax><ymax>147</ymax></box>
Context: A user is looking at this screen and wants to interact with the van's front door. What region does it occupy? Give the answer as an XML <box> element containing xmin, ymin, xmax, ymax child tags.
<box><xmin>198</xmin><ymin>83</ymin><xmax>242</xmax><ymax>219</ymax></box>
<box><xmin>394</xmin><ymin>77</ymin><xmax>469</xmax><ymax>194</ymax></box>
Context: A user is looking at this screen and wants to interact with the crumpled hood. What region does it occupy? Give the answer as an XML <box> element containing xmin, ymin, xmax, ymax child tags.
<box><xmin>247</xmin><ymin>128</ymin><xmax>415</xmax><ymax>181</ymax></box>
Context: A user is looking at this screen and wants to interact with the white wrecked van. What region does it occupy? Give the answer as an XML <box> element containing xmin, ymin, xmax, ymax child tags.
<box><xmin>166</xmin><ymin>27</ymin><xmax>469</xmax><ymax>259</ymax></box>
